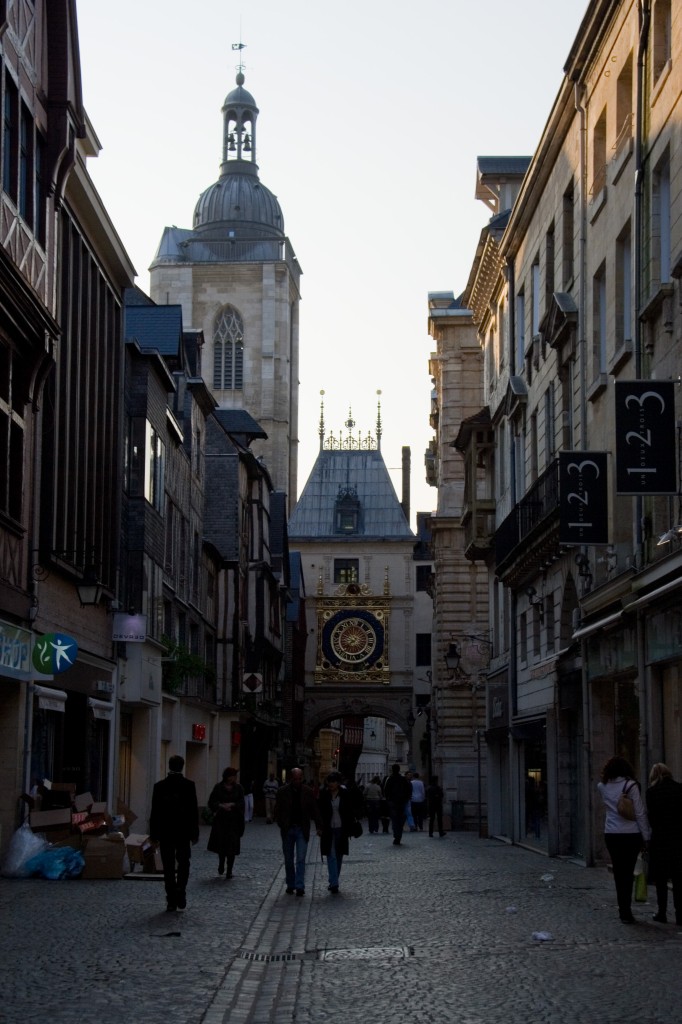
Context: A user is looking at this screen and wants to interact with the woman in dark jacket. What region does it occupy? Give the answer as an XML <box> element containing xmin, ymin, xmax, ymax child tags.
<box><xmin>646</xmin><ymin>763</ymin><xmax>682</xmax><ymax>924</ymax></box>
<box><xmin>207</xmin><ymin>767</ymin><xmax>245</xmax><ymax>879</ymax></box>
<box><xmin>318</xmin><ymin>772</ymin><xmax>357</xmax><ymax>894</ymax></box>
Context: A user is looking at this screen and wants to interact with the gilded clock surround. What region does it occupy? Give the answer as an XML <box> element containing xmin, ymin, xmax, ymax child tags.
<box><xmin>315</xmin><ymin>580</ymin><xmax>390</xmax><ymax>683</ymax></box>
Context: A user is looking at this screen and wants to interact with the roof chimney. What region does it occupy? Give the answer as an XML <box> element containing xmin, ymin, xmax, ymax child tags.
<box><xmin>401</xmin><ymin>446</ymin><xmax>411</xmax><ymax>525</ymax></box>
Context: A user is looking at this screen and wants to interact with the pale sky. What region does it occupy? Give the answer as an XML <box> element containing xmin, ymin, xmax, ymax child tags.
<box><xmin>76</xmin><ymin>0</ymin><xmax>588</xmax><ymax>528</ymax></box>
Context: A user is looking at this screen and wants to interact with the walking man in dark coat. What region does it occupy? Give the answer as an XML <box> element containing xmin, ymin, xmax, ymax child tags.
<box><xmin>383</xmin><ymin>763</ymin><xmax>413</xmax><ymax>845</ymax></box>
<box><xmin>274</xmin><ymin>767</ymin><xmax>321</xmax><ymax>897</ymax></box>
<box><xmin>150</xmin><ymin>754</ymin><xmax>200</xmax><ymax>912</ymax></box>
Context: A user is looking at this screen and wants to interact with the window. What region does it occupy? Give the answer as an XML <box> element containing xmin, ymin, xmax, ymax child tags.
<box><xmin>591</xmin><ymin>108</ymin><xmax>607</xmax><ymax>196</ymax></box>
<box><xmin>0</xmin><ymin>343</ymin><xmax>25</xmax><ymax>521</ymax></box>
<box><xmin>560</xmin><ymin>369</ymin><xmax>573</xmax><ymax>449</ymax></box>
<box><xmin>213</xmin><ymin>305</ymin><xmax>244</xmax><ymax>390</ymax></box>
<box><xmin>562</xmin><ymin>185</ymin><xmax>574</xmax><ymax>288</ymax></box>
<box><xmin>545</xmin><ymin>222</ymin><xmax>555</xmax><ymax>310</ymax></box>
<box><xmin>416</xmin><ymin>564</ymin><xmax>431</xmax><ymax>592</ymax></box>
<box><xmin>532</xmin><ymin>605</ymin><xmax>541</xmax><ymax>657</ymax></box>
<box><xmin>592</xmin><ymin>262</ymin><xmax>607</xmax><ymax>377</ymax></box>
<box><xmin>544</xmin><ymin>383</ymin><xmax>556</xmax><ymax>463</ymax></box>
<box><xmin>19</xmin><ymin>101</ymin><xmax>33</xmax><ymax>224</ymax></box>
<box><xmin>616</xmin><ymin>220</ymin><xmax>632</xmax><ymax>343</ymax></box>
<box><xmin>145</xmin><ymin>419</ymin><xmax>165</xmax><ymax>512</ymax></box>
<box><xmin>333</xmin><ymin>559</ymin><xmax>358</xmax><ymax>585</ymax></box>
<box><xmin>531</xmin><ymin>260</ymin><xmax>540</xmax><ymax>338</ymax></box>
<box><xmin>652</xmin><ymin>151</ymin><xmax>671</xmax><ymax>286</ymax></box>
<box><xmin>615</xmin><ymin>54</ymin><xmax>633</xmax><ymax>157</ymax></box>
<box><xmin>530</xmin><ymin>411</ymin><xmax>538</xmax><ymax>483</ymax></box>
<box><xmin>165</xmin><ymin>498</ymin><xmax>175</xmax><ymax>573</ymax></box>
<box><xmin>3</xmin><ymin>73</ymin><xmax>17</xmax><ymax>202</ymax></box>
<box><xmin>193</xmin><ymin>428</ymin><xmax>202</xmax><ymax>480</ymax></box>
<box><xmin>652</xmin><ymin>0</ymin><xmax>671</xmax><ymax>83</ymax></box>
<box><xmin>415</xmin><ymin>633</ymin><xmax>432</xmax><ymax>667</ymax></box>
<box><xmin>545</xmin><ymin>596</ymin><xmax>555</xmax><ymax>654</ymax></box>
<box><xmin>515</xmin><ymin>290</ymin><xmax>525</xmax><ymax>374</ymax></box>
<box><xmin>498</xmin><ymin>420</ymin><xmax>506</xmax><ymax>495</ymax></box>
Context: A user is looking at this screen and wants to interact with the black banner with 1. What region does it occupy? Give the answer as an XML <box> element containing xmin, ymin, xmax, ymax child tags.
<box><xmin>559</xmin><ymin>452</ymin><xmax>609</xmax><ymax>545</ymax></box>
<box><xmin>615</xmin><ymin>380</ymin><xmax>677</xmax><ymax>494</ymax></box>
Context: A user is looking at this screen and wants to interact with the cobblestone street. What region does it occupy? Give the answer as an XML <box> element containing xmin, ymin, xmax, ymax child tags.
<box><xmin>1</xmin><ymin>820</ymin><xmax>680</xmax><ymax>1024</ymax></box>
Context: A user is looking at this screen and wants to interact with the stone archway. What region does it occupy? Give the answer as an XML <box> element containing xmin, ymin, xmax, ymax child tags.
<box><xmin>303</xmin><ymin>689</ymin><xmax>414</xmax><ymax>747</ymax></box>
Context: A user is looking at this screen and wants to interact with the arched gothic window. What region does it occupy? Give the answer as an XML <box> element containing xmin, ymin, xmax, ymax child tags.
<box><xmin>213</xmin><ymin>305</ymin><xmax>244</xmax><ymax>390</ymax></box>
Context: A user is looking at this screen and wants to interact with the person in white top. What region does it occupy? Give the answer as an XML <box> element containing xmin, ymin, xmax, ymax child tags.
<box><xmin>597</xmin><ymin>755</ymin><xmax>651</xmax><ymax>924</ymax></box>
<box><xmin>410</xmin><ymin>772</ymin><xmax>427</xmax><ymax>831</ymax></box>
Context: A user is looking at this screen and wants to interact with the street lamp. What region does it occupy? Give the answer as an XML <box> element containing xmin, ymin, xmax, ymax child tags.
<box><xmin>76</xmin><ymin>568</ymin><xmax>103</xmax><ymax>607</ymax></box>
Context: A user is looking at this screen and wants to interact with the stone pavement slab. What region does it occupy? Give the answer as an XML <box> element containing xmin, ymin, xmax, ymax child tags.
<box><xmin>1</xmin><ymin>822</ymin><xmax>680</xmax><ymax>1024</ymax></box>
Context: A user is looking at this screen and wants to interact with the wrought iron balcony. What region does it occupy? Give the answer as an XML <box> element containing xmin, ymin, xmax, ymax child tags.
<box><xmin>495</xmin><ymin>459</ymin><xmax>560</xmax><ymax>584</ymax></box>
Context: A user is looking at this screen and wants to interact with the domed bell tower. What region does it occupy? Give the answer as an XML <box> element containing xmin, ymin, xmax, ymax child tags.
<box><xmin>150</xmin><ymin>66</ymin><xmax>301</xmax><ymax>506</ymax></box>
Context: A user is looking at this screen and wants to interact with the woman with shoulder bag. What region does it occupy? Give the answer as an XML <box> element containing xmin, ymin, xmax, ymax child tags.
<box><xmin>318</xmin><ymin>772</ymin><xmax>357</xmax><ymax>894</ymax></box>
<box><xmin>597</xmin><ymin>756</ymin><xmax>651</xmax><ymax>924</ymax></box>
<box><xmin>207</xmin><ymin>767</ymin><xmax>245</xmax><ymax>879</ymax></box>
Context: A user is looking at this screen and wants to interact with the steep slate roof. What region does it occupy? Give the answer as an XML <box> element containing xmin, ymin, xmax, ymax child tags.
<box><xmin>213</xmin><ymin>408</ymin><xmax>268</xmax><ymax>443</ymax></box>
<box><xmin>124</xmin><ymin>304</ymin><xmax>184</xmax><ymax>358</ymax></box>
<box><xmin>288</xmin><ymin>448</ymin><xmax>413</xmax><ymax>540</ymax></box>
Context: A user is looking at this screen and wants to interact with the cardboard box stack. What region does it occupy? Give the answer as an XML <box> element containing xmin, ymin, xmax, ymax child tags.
<box><xmin>27</xmin><ymin>781</ymin><xmax>132</xmax><ymax>879</ymax></box>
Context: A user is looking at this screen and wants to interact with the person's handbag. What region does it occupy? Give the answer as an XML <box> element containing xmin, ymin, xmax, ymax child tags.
<box><xmin>617</xmin><ymin>781</ymin><xmax>637</xmax><ymax>821</ymax></box>
<box><xmin>351</xmin><ymin>819</ymin><xmax>363</xmax><ymax>838</ymax></box>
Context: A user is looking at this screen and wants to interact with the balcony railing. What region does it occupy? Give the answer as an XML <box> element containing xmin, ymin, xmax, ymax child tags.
<box><xmin>495</xmin><ymin>459</ymin><xmax>560</xmax><ymax>570</ymax></box>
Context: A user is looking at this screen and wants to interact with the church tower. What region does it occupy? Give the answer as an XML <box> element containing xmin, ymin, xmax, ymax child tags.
<box><xmin>150</xmin><ymin>68</ymin><xmax>301</xmax><ymax>505</ymax></box>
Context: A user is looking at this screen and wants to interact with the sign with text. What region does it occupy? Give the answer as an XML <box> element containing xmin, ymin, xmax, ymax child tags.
<box><xmin>0</xmin><ymin>619</ymin><xmax>32</xmax><ymax>679</ymax></box>
<box><xmin>615</xmin><ymin>380</ymin><xmax>677</xmax><ymax>494</ymax></box>
<box><xmin>559</xmin><ymin>452</ymin><xmax>609</xmax><ymax>545</ymax></box>
<box><xmin>112</xmin><ymin>613</ymin><xmax>147</xmax><ymax>643</ymax></box>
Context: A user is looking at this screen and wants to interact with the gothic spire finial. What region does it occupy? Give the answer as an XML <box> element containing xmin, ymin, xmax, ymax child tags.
<box><xmin>319</xmin><ymin>390</ymin><xmax>326</xmax><ymax>451</ymax></box>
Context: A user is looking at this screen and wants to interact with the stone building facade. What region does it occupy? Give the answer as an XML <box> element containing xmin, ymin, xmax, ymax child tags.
<box><xmin>431</xmin><ymin>0</ymin><xmax>682</xmax><ymax>861</ymax></box>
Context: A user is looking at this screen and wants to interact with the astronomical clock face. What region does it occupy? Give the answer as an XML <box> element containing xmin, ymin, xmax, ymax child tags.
<box><xmin>321</xmin><ymin>609</ymin><xmax>385</xmax><ymax>673</ymax></box>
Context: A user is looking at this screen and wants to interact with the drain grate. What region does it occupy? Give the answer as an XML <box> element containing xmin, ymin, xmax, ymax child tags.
<box><xmin>240</xmin><ymin>951</ymin><xmax>298</xmax><ymax>963</ymax></box>
<box><xmin>319</xmin><ymin>946</ymin><xmax>413</xmax><ymax>962</ymax></box>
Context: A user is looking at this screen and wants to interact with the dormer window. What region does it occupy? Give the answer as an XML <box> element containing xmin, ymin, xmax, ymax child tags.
<box><xmin>335</xmin><ymin>486</ymin><xmax>360</xmax><ymax>534</ymax></box>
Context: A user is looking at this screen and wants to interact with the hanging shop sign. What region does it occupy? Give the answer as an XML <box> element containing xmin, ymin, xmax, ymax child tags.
<box><xmin>32</xmin><ymin>633</ymin><xmax>78</xmax><ymax>675</ymax></box>
<box><xmin>112</xmin><ymin>613</ymin><xmax>147</xmax><ymax>643</ymax></box>
<box><xmin>0</xmin><ymin>619</ymin><xmax>32</xmax><ymax>680</ymax></box>
<box><xmin>615</xmin><ymin>380</ymin><xmax>677</xmax><ymax>494</ymax></box>
<box><xmin>558</xmin><ymin>452</ymin><xmax>609</xmax><ymax>544</ymax></box>
<box><xmin>242</xmin><ymin>672</ymin><xmax>263</xmax><ymax>694</ymax></box>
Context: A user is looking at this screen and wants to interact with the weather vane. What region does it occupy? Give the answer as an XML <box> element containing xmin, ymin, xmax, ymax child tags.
<box><xmin>231</xmin><ymin>38</ymin><xmax>247</xmax><ymax>77</ymax></box>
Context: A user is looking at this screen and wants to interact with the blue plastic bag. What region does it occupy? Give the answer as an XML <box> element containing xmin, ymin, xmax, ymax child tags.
<box><xmin>24</xmin><ymin>846</ymin><xmax>85</xmax><ymax>880</ymax></box>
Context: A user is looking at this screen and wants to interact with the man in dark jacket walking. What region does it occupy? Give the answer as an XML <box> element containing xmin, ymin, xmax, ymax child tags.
<box><xmin>384</xmin><ymin>763</ymin><xmax>413</xmax><ymax>845</ymax></box>
<box><xmin>274</xmin><ymin>767</ymin><xmax>321</xmax><ymax>896</ymax></box>
<box><xmin>150</xmin><ymin>755</ymin><xmax>200</xmax><ymax>911</ymax></box>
